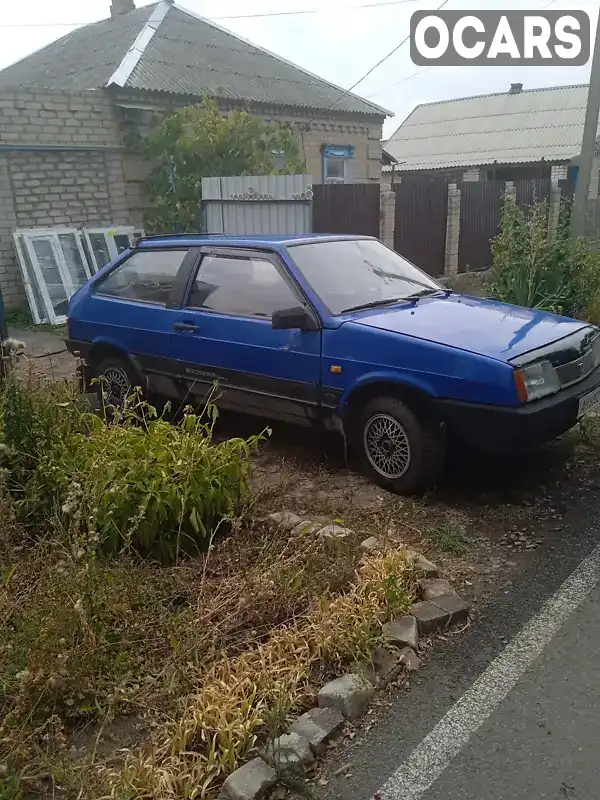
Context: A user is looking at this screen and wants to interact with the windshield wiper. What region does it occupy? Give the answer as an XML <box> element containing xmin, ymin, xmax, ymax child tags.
<box><xmin>404</xmin><ymin>288</ymin><xmax>453</xmax><ymax>302</ymax></box>
<box><xmin>341</xmin><ymin>297</ymin><xmax>411</xmax><ymax>314</ymax></box>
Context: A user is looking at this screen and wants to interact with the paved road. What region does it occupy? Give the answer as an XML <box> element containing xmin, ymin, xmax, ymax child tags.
<box><xmin>319</xmin><ymin>495</ymin><xmax>600</xmax><ymax>800</ymax></box>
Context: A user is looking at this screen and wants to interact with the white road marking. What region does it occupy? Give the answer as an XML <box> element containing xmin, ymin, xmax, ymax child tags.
<box><xmin>377</xmin><ymin>539</ymin><xmax>600</xmax><ymax>800</ymax></box>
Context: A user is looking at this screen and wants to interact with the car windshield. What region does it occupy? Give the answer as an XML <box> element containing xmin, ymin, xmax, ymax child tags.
<box><xmin>288</xmin><ymin>238</ymin><xmax>444</xmax><ymax>315</ymax></box>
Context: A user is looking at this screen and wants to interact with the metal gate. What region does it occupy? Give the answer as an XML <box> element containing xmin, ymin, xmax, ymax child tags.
<box><xmin>201</xmin><ymin>175</ymin><xmax>313</xmax><ymax>235</ymax></box>
<box><xmin>393</xmin><ymin>181</ymin><xmax>448</xmax><ymax>275</ymax></box>
<box><xmin>312</xmin><ymin>183</ymin><xmax>380</xmax><ymax>237</ymax></box>
<box><xmin>458</xmin><ymin>181</ymin><xmax>505</xmax><ymax>273</ymax></box>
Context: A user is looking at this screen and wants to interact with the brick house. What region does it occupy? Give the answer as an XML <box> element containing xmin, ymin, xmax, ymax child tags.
<box><xmin>0</xmin><ymin>0</ymin><xmax>389</xmax><ymax>313</ymax></box>
<box><xmin>382</xmin><ymin>82</ymin><xmax>600</xmax><ymax>189</ymax></box>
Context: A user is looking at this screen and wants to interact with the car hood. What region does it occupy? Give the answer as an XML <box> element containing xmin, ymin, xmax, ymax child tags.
<box><xmin>350</xmin><ymin>294</ymin><xmax>589</xmax><ymax>362</ymax></box>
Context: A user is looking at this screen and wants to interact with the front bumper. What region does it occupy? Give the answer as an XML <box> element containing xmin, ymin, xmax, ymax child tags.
<box><xmin>436</xmin><ymin>365</ymin><xmax>600</xmax><ymax>453</ymax></box>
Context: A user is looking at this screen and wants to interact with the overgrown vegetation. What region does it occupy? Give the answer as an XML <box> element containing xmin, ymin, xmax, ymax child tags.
<box><xmin>0</xmin><ymin>373</ymin><xmax>422</xmax><ymax>799</ymax></box>
<box><xmin>489</xmin><ymin>195</ymin><xmax>600</xmax><ymax>322</ymax></box>
<box><xmin>136</xmin><ymin>98</ymin><xmax>305</xmax><ymax>234</ymax></box>
<box><xmin>0</xmin><ymin>378</ymin><xmax>261</xmax><ymax>561</ymax></box>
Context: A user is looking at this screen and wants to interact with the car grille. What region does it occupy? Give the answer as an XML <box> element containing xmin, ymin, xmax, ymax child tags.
<box><xmin>556</xmin><ymin>346</ymin><xmax>596</xmax><ymax>388</ymax></box>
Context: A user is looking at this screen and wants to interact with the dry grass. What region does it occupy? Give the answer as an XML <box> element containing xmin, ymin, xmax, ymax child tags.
<box><xmin>0</xmin><ymin>471</ymin><xmax>418</xmax><ymax>800</ymax></box>
<box><xmin>109</xmin><ymin>551</ymin><xmax>417</xmax><ymax>799</ymax></box>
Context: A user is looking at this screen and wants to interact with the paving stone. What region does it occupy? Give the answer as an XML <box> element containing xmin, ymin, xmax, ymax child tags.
<box><xmin>267</xmin><ymin>511</ymin><xmax>304</xmax><ymax>532</ymax></box>
<box><xmin>370</xmin><ymin>645</ymin><xmax>403</xmax><ymax>686</ymax></box>
<box><xmin>360</xmin><ymin>536</ymin><xmax>381</xmax><ymax>554</ymax></box>
<box><xmin>260</xmin><ymin>732</ymin><xmax>314</xmax><ymax>774</ymax></box>
<box><xmin>381</xmin><ymin>616</ymin><xmax>419</xmax><ymax>651</ymax></box>
<box><xmin>418</xmin><ymin>578</ymin><xmax>456</xmax><ymax>601</ymax></box>
<box><xmin>289</xmin><ymin>707</ymin><xmax>345</xmax><ymax>755</ymax></box>
<box><xmin>410</xmin><ymin>600</ymin><xmax>452</xmax><ymax>634</ymax></box>
<box><xmin>406</xmin><ymin>550</ymin><xmax>440</xmax><ymax>578</ymax></box>
<box><xmin>291</xmin><ymin>520</ymin><xmax>323</xmax><ymax>537</ymax></box>
<box><xmin>219</xmin><ymin>757</ymin><xmax>276</xmax><ymax>800</ymax></box>
<box><xmin>431</xmin><ymin>593</ymin><xmax>470</xmax><ymax>626</ymax></box>
<box><xmin>318</xmin><ymin>673</ymin><xmax>374</xmax><ymax>721</ymax></box>
<box><xmin>318</xmin><ymin>525</ymin><xmax>354</xmax><ymax>554</ymax></box>
<box><xmin>398</xmin><ymin>646</ymin><xmax>421</xmax><ymax>672</ymax></box>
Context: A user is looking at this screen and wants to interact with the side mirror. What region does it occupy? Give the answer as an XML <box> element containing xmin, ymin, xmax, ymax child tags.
<box><xmin>272</xmin><ymin>305</ymin><xmax>319</xmax><ymax>331</ymax></box>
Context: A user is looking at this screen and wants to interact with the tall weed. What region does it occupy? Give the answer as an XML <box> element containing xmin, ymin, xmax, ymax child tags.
<box><xmin>0</xmin><ymin>380</ymin><xmax>264</xmax><ymax>562</ymax></box>
<box><xmin>489</xmin><ymin>195</ymin><xmax>600</xmax><ymax>320</ymax></box>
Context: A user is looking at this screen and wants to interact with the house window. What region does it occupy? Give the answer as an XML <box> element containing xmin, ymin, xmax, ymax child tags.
<box><xmin>323</xmin><ymin>145</ymin><xmax>354</xmax><ymax>184</ymax></box>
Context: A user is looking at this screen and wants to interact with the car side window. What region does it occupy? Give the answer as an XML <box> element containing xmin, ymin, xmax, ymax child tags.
<box><xmin>186</xmin><ymin>253</ymin><xmax>299</xmax><ymax>318</ymax></box>
<box><xmin>94</xmin><ymin>249</ymin><xmax>188</xmax><ymax>305</ymax></box>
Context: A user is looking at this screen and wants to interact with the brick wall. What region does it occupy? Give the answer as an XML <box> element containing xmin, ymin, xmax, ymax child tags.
<box><xmin>113</xmin><ymin>90</ymin><xmax>384</xmax><ymax>231</ymax></box>
<box><xmin>0</xmin><ymin>88</ymin><xmax>131</xmax><ymax>309</ymax></box>
<box><xmin>259</xmin><ymin>105</ymin><xmax>383</xmax><ymax>182</ymax></box>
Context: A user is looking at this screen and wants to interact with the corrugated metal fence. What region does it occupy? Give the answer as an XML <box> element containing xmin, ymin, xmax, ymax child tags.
<box><xmin>393</xmin><ymin>181</ymin><xmax>448</xmax><ymax>276</ymax></box>
<box><xmin>201</xmin><ymin>175</ymin><xmax>313</xmax><ymax>235</ymax></box>
<box><xmin>312</xmin><ymin>183</ymin><xmax>381</xmax><ymax>237</ymax></box>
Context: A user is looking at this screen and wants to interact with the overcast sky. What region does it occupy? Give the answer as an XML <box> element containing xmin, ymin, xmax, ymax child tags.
<box><xmin>0</xmin><ymin>0</ymin><xmax>598</xmax><ymax>138</ymax></box>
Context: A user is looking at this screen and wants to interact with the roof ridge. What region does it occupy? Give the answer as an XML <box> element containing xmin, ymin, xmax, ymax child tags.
<box><xmin>412</xmin><ymin>82</ymin><xmax>590</xmax><ymax>110</ymax></box>
<box><xmin>167</xmin><ymin>1</ymin><xmax>392</xmax><ymax>117</ymax></box>
<box><xmin>107</xmin><ymin>1</ymin><xmax>170</xmax><ymax>88</ymax></box>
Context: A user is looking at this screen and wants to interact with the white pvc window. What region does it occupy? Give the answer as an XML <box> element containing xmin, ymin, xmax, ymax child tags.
<box><xmin>13</xmin><ymin>229</ymin><xmax>92</xmax><ymax>325</ymax></box>
<box><xmin>83</xmin><ymin>227</ymin><xmax>138</xmax><ymax>272</ymax></box>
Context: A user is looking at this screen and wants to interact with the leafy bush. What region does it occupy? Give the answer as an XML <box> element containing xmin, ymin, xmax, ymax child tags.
<box><xmin>0</xmin><ymin>379</ymin><xmax>264</xmax><ymax>563</ymax></box>
<box><xmin>489</xmin><ymin>195</ymin><xmax>600</xmax><ymax>321</ymax></box>
<box><xmin>136</xmin><ymin>98</ymin><xmax>305</xmax><ymax>233</ymax></box>
<box><xmin>0</xmin><ymin>374</ymin><xmax>84</xmax><ymax>500</ymax></box>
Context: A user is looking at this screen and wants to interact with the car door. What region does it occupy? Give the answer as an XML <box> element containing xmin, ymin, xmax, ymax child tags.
<box><xmin>170</xmin><ymin>247</ymin><xmax>322</xmax><ymax>423</ymax></box>
<box><xmin>82</xmin><ymin>247</ymin><xmax>200</xmax><ymax>397</ymax></box>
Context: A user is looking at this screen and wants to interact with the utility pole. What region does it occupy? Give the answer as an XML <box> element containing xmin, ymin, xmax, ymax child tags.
<box><xmin>571</xmin><ymin>10</ymin><xmax>600</xmax><ymax>239</ymax></box>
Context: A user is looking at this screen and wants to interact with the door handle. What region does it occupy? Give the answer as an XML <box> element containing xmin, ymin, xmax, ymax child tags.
<box><xmin>174</xmin><ymin>322</ymin><xmax>200</xmax><ymax>332</ymax></box>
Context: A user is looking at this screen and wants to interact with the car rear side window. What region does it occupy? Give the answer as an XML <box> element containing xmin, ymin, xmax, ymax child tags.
<box><xmin>95</xmin><ymin>249</ymin><xmax>188</xmax><ymax>305</ymax></box>
<box><xmin>186</xmin><ymin>253</ymin><xmax>298</xmax><ymax>318</ymax></box>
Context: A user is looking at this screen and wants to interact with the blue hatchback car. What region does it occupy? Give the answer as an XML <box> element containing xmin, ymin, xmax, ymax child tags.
<box><xmin>66</xmin><ymin>233</ymin><xmax>600</xmax><ymax>494</ymax></box>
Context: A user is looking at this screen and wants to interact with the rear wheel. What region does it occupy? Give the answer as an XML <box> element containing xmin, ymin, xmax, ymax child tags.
<box><xmin>94</xmin><ymin>356</ymin><xmax>138</xmax><ymax>410</ymax></box>
<box><xmin>357</xmin><ymin>395</ymin><xmax>444</xmax><ymax>495</ymax></box>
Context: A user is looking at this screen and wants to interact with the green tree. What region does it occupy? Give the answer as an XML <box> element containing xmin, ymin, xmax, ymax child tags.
<box><xmin>136</xmin><ymin>99</ymin><xmax>305</xmax><ymax>233</ymax></box>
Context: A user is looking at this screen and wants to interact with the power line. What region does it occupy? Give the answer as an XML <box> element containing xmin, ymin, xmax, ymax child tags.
<box><xmin>0</xmin><ymin>0</ymin><xmax>420</xmax><ymax>27</ymax></box>
<box><xmin>307</xmin><ymin>0</ymin><xmax>450</xmax><ymax>118</ymax></box>
<box><xmin>216</xmin><ymin>0</ymin><xmax>419</xmax><ymax>20</ymax></box>
<box><xmin>365</xmin><ymin>65</ymin><xmax>432</xmax><ymax>98</ymax></box>
<box><xmin>365</xmin><ymin>0</ymin><xmax>571</xmax><ymax>101</ymax></box>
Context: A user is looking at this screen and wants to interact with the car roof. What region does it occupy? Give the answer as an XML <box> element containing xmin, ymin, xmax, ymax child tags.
<box><xmin>134</xmin><ymin>233</ymin><xmax>375</xmax><ymax>250</ymax></box>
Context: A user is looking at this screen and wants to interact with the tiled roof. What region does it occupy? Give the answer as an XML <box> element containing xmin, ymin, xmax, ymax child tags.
<box><xmin>384</xmin><ymin>84</ymin><xmax>596</xmax><ymax>171</ymax></box>
<box><xmin>0</xmin><ymin>1</ymin><xmax>388</xmax><ymax>118</ymax></box>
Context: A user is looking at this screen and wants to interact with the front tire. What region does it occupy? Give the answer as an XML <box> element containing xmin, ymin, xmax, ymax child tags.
<box><xmin>357</xmin><ymin>396</ymin><xmax>444</xmax><ymax>495</ymax></box>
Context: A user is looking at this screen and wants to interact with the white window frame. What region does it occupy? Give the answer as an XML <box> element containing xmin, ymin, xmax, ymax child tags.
<box><xmin>13</xmin><ymin>228</ymin><xmax>92</xmax><ymax>325</ymax></box>
<box><xmin>83</xmin><ymin>226</ymin><xmax>138</xmax><ymax>272</ymax></box>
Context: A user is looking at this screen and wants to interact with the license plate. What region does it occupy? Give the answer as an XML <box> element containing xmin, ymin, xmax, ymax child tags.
<box><xmin>578</xmin><ymin>385</ymin><xmax>600</xmax><ymax>418</ymax></box>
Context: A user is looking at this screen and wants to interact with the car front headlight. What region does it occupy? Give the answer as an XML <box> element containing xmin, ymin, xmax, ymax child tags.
<box><xmin>515</xmin><ymin>360</ymin><xmax>561</xmax><ymax>402</ymax></box>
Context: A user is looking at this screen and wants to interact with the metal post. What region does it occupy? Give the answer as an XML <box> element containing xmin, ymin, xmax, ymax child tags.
<box><xmin>572</xmin><ymin>12</ymin><xmax>600</xmax><ymax>239</ymax></box>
